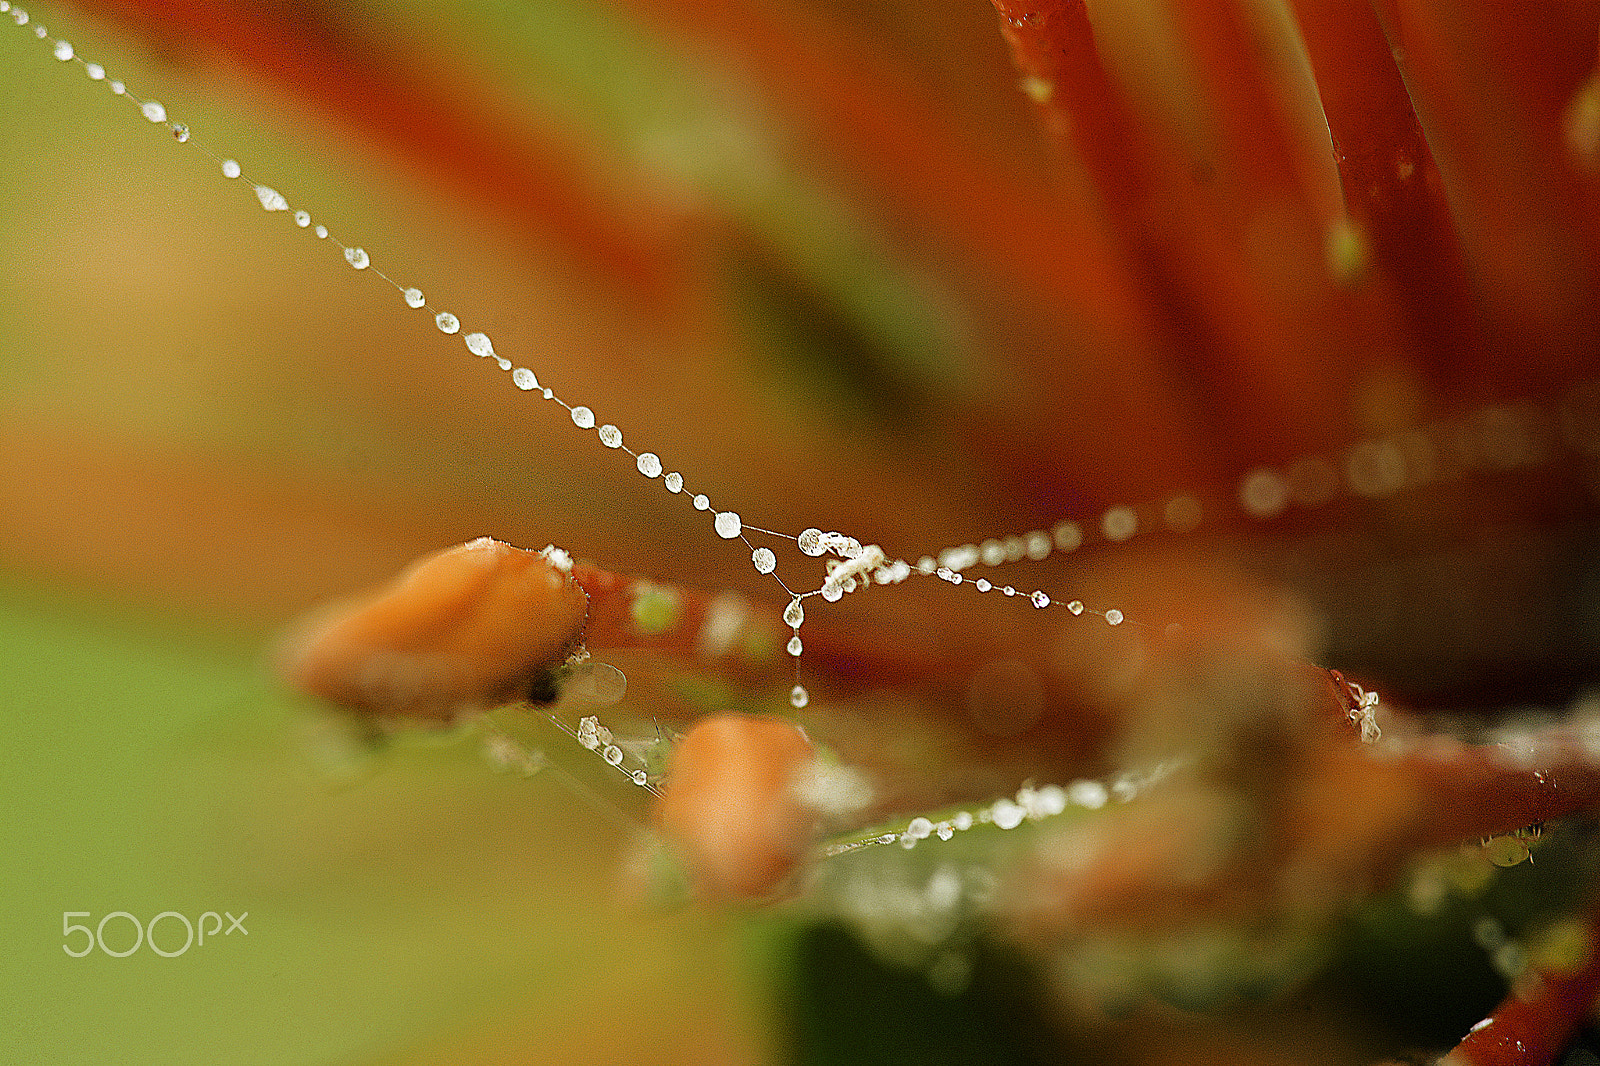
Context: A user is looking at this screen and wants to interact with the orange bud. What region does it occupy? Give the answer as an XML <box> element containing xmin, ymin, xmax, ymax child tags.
<box><xmin>278</xmin><ymin>537</ymin><xmax>588</xmax><ymax>721</ymax></box>
<box><xmin>655</xmin><ymin>715</ymin><xmax>816</xmax><ymax>900</ymax></box>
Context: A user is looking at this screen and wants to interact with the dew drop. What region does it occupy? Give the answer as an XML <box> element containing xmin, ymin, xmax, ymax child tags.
<box><xmin>603</xmin><ymin>744</ymin><xmax>624</xmax><ymax>766</ymax></box>
<box><xmin>790</xmin><ymin>685</ymin><xmax>809</xmax><ymax>709</ymax></box>
<box><xmin>435</xmin><ymin>311</ymin><xmax>460</xmax><ymax>335</ymax></box>
<box><xmin>1066</xmin><ymin>600</ymin><xmax>1084</xmax><ymax>615</ymax></box>
<box><xmin>664</xmin><ymin>472</ymin><xmax>683</xmax><ymax>493</ymax></box>
<box><xmin>314</xmin><ymin>225</ymin><xmax>328</xmax><ymax>239</ymax></box>
<box><xmin>51</xmin><ymin>39</ymin><xmax>71</xmax><ymax>60</ymax></box>
<box><xmin>797</xmin><ymin>528</ymin><xmax>824</xmax><ymax>556</ymax></box>
<box><xmin>110</xmin><ymin>81</ymin><xmax>125</xmax><ymax>95</ymax></box>
<box><xmin>786</xmin><ymin>635</ymin><xmax>802</xmax><ymax>656</ymax></box>
<box><xmin>11</xmin><ymin>7</ymin><xmax>25</xmax><ymax>24</ymax></box>
<box><xmin>820</xmin><ymin>584</ymin><xmax>844</xmax><ymax>602</ymax></box>
<box><xmin>714</xmin><ymin>511</ymin><xmax>742</xmax><ymax>539</ymax></box>
<box><xmin>1239</xmin><ymin>467</ymin><xmax>1288</xmax><ymax>518</ymax></box>
<box><xmin>171</xmin><ymin>123</ymin><xmax>189</xmax><ymax>143</ymax></box>
<box><xmin>1102</xmin><ymin>506</ymin><xmax>1137</xmax><ymax>542</ymax></box>
<box><xmin>636</xmin><ymin>452</ymin><xmax>662</xmax><ymax>478</ymax></box>
<box><xmin>253</xmin><ymin>185</ymin><xmax>288</xmax><ymax>212</ymax></box>
<box><xmin>541</xmin><ymin>388</ymin><xmax>553</xmax><ymax>399</ymax></box>
<box><xmin>1030</xmin><ymin>590</ymin><xmax>1050</xmax><ymax>608</ymax></box>
<box><xmin>783</xmin><ymin>599</ymin><xmax>805</xmax><ymax>628</ymax></box>
<box><xmin>494</xmin><ymin>357</ymin><xmax>510</xmax><ymax>371</ymax></box>
<box><xmin>84</xmin><ymin>63</ymin><xmax>104</xmax><ymax>80</ymax></box>
<box><xmin>344</xmin><ymin>246</ymin><xmax>370</xmax><ymax>269</ymax></box>
<box><xmin>1105</xmin><ymin>609</ymin><xmax>1124</xmax><ymax>626</ymax></box>
<box><xmin>1002</xmin><ymin>586</ymin><xmax>1016</xmax><ymax>597</ymax></box>
<box><xmin>974</xmin><ymin>578</ymin><xmax>991</xmax><ymax>592</ymax></box>
<box><xmin>512</xmin><ymin>367</ymin><xmax>538</xmax><ymax>390</ymax></box>
<box><xmin>570</xmin><ymin>406</ymin><xmax>595</xmax><ymax>430</ymax></box>
<box><xmin>221</xmin><ymin>158</ymin><xmax>241</xmax><ymax>179</ymax></box>
<box><xmin>631</xmin><ymin>769</ymin><xmax>648</xmax><ymax>786</ymax></box>
<box><xmin>692</xmin><ymin>494</ymin><xmax>710</xmax><ymax>511</ymax></box>
<box><xmin>751</xmin><ymin>547</ymin><xmax>776</xmax><ymax>573</ymax></box>
<box><xmin>598</xmin><ymin>424</ymin><xmax>623</xmax><ymax>448</ymax></box>
<box><xmin>140</xmin><ymin>100</ymin><xmax>166</xmax><ymax>123</ymax></box>
<box><xmin>403</xmin><ymin>287</ymin><xmax>425</xmax><ymax>308</ymax></box>
<box><xmin>293</xmin><ymin>210</ymin><xmax>310</xmax><ymax>227</ymax></box>
<box><xmin>464</xmin><ymin>332</ymin><xmax>494</xmax><ymax>358</ymax></box>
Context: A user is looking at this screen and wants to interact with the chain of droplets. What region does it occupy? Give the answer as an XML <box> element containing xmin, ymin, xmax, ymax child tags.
<box><xmin>818</xmin><ymin>760</ymin><xmax>1182</xmax><ymax>858</ymax></box>
<box><xmin>14</xmin><ymin>6</ymin><xmax>1600</xmax><ymax>711</ymax></box>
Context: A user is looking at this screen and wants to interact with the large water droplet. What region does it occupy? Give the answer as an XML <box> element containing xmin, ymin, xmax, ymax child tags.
<box><xmin>570</xmin><ymin>406</ymin><xmax>595</xmax><ymax>429</ymax></box>
<box><xmin>403</xmin><ymin>288</ymin><xmax>425</xmax><ymax>308</ymax></box>
<box><xmin>52</xmin><ymin>39</ymin><xmax>71</xmax><ymax>61</ymax></box>
<box><xmin>293</xmin><ymin>210</ymin><xmax>310</xmax><ymax>227</ymax></box>
<box><xmin>254</xmin><ymin>185</ymin><xmax>288</xmax><ymax>212</ymax></box>
<box><xmin>220</xmin><ymin>159</ymin><xmax>241</xmax><ymax>179</ymax></box>
<box><xmin>344</xmin><ymin>247</ymin><xmax>369</xmax><ymax>269</ymax></box>
<box><xmin>783</xmin><ymin>600</ymin><xmax>805</xmax><ymax>628</ymax></box>
<box><xmin>140</xmin><ymin>100</ymin><xmax>166</xmax><ymax>123</ymax></box>
<box><xmin>598</xmin><ymin>424</ymin><xmax>622</xmax><ymax>448</ymax></box>
<box><xmin>512</xmin><ymin>367</ymin><xmax>539</xmax><ymax>391</ymax></box>
<box><xmin>751</xmin><ymin>547</ymin><xmax>776</xmax><ymax>573</ymax></box>
<box><xmin>663</xmin><ymin>472</ymin><xmax>683</xmax><ymax>493</ymax></box>
<box><xmin>434</xmin><ymin>312</ymin><xmax>460</xmax><ymax>334</ymax></box>
<box><xmin>790</xmin><ymin>685</ymin><xmax>809</xmax><ymax>709</ymax></box>
<box><xmin>636</xmin><ymin>452</ymin><xmax>662</xmax><ymax>478</ymax></box>
<box><xmin>465</xmin><ymin>332</ymin><xmax>494</xmax><ymax>358</ymax></box>
<box><xmin>714</xmin><ymin>511</ymin><xmax>742</xmax><ymax>539</ymax></box>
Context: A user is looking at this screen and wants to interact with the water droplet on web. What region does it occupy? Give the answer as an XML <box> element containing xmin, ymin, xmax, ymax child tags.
<box><xmin>820</xmin><ymin>584</ymin><xmax>843</xmax><ymax>602</ymax></box>
<box><xmin>751</xmin><ymin>546</ymin><xmax>776</xmax><ymax>573</ymax></box>
<box><xmin>783</xmin><ymin>599</ymin><xmax>805</xmax><ymax>628</ymax></box>
<box><xmin>631</xmin><ymin>769</ymin><xmax>648</xmax><ymax>786</ymax></box>
<box><xmin>1002</xmin><ymin>586</ymin><xmax>1016</xmax><ymax>597</ymax></box>
<box><xmin>603</xmin><ymin>744</ymin><xmax>624</xmax><ymax>766</ymax></box>
<box><xmin>140</xmin><ymin>100</ymin><xmax>166</xmax><ymax>123</ymax></box>
<box><xmin>314</xmin><ymin>225</ymin><xmax>328</xmax><ymax>239</ymax></box>
<box><xmin>254</xmin><ymin>185</ymin><xmax>288</xmax><ymax>212</ymax></box>
<box><xmin>171</xmin><ymin>123</ymin><xmax>189</xmax><ymax>143</ymax></box>
<box><xmin>790</xmin><ymin>685</ymin><xmax>809</xmax><ymax>709</ymax></box>
<box><xmin>1105</xmin><ymin>609</ymin><xmax>1124</xmax><ymax>626</ymax></box>
<box><xmin>1030</xmin><ymin>590</ymin><xmax>1050</xmax><ymax>608</ymax></box>
<box><xmin>692</xmin><ymin>494</ymin><xmax>710</xmax><ymax>511</ymax></box>
<box><xmin>975</xmin><ymin>578</ymin><xmax>991</xmax><ymax>592</ymax></box>
<box><xmin>344</xmin><ymin>246</ymin><xmax>369</xmax><ymax>269</ymax></box>
<box><xmin>512</xmin><ymin>367</ymin><xmax>539</xmax><ymax>391</ymax></box>
<box><xmin>598</xmin><ymin>424</ymin><xmax>623</xmax><ymax>448</ymax></box>
<box><xmin>465</xmin><ymin>332</ymin><xmax>494</xmax><ymax>358</ymax></box>
<box><xmin>493</xmin><ymin>356</ymin><xmax>510</xmax><ymax>371</ymax></box>
<box><xmin>636</xmin><ymin>452</ymin><xmax>662</xmax><ymax>478</ymax></box>
<box><xmin>714</xmin><ymin>511</ymin><xmax>742</xmax><ymax>539</ymax></box>
<box><xmin>220</xmin><ymin>159</ymin><xmax>241</xmax><ymax>179</ymax></box>
<box><xmin>293</xmin><ymin>210</ymin><xmax>310</xmax><ymax>227</ymax></box>
<box><xmin>110</xmin><ymin>81</ymin><xmax>125</xmax><ymax>95</ymax></box>
<box><xmin>84</xmin><ymin>63</ymin><xmax>104</xmax><ymax>80</ymax></box>
<box><xmin>663</xmin><ymin>472</ymin><xmax>683</xmax><ymax>493</ymax></box>
<box><xmin>11</xmin><ymin>7</ymin><xmax>26</xmax><ymax>24</ymax></box>
<box><xmin>1066</xmin><ymin>600</ymin><xmax>1084</xmax><ymax>615</ymax></box>
<box><xmin>786</xmin><ymin>635</ymin><xmax>802</xmax><ymax>656</ymax></box>
<box><xmin>434</xmin><ymin>311</ymin><xmax>460</xmax><ymax>335</ymax></box>
<box><xmin>570</xmin><ymin>406</ymin><xmax>595</xmax><ymax>429</ymax></box>
<box><xmin>541</xmin><ymin>388</ymin><xmax>553</xmax><ymax>399</ymax></box>
<box><xmin>51</xmin><ymin>39</ymin><xmax>71</xmax><ymax>61</ymax></box>
<box><xmin>403</xmin><ymin>287</ymin><xmax>425</xmax><ymax>308</ymax></box>
<box><xmin>797</xmin><ymin>528</ymin><xmax>825</xmax><ymax>556</ymax></box>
